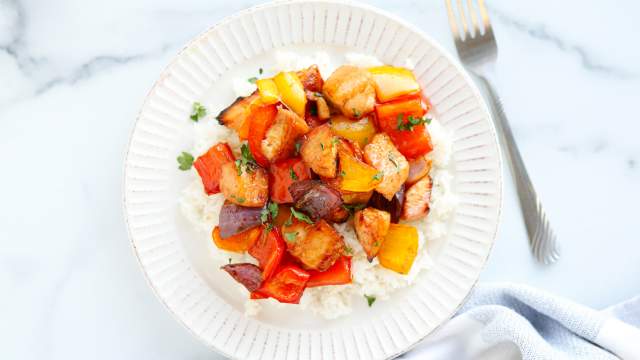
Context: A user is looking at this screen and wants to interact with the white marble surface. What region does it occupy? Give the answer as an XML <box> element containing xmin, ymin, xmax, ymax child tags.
<box><xmin>1</xmin><ymin>0</ymin><xmax>638</xmax><ymax>358</ymax></box>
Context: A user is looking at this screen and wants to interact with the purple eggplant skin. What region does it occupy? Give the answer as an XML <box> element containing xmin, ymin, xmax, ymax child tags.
<box><xmin>218</xmin><ymin>201</ymin><xmax>263</xmax><ymax>238</ymax></box>
<box><xmin>368</xmin><ymin>185</ymin><xmax>405</xmax><ymax>223</ymax></box>
<box><xmin>221</xmin><ymin>263</ymin><xmax>263</xmax><ymax>292</ymax></box>
<box><xmin>289</xmin><ymin>180</ymin><xmax>344</xmax><ymax>222</ymax></box>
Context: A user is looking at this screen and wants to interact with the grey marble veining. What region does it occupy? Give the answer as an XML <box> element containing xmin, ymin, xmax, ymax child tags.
<box><xmin>0</xmin><ymin>1</ymin><xmax>638</xmax><ymax>359</ymax></box>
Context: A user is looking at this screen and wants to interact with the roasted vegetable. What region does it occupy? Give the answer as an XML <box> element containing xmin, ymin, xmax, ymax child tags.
<box><xmin>273</xmin><ymin>71</ymin><xmax>307</xmax><ymax>118</ymax></box>
<box><xmin>406</xmin><ymin>156</ymin><xmax>432</xmax><ymax>186</ymax></box>
<box><xmin>216</xmin><ymin>92</ymin><xmax>260</xmax><ymax>140</ymax></box>
<box><xmin>269</xmin><ymin>158</ymin><xmax>312</xmax><ymax>204</ymax></box>
<box><xmin>255</xmin><ymin>264</ymin><xmax>310</xmax><ymax>304</ymax></box>
<box><xmin>316</xmin><ymin>97</ymin><xmax>331</xmax><ymax>120</ymax></box>
<box><xmin>322</xmin><ymin>176</ymin><xmax>373</xmax><ymax>205</ymax></box>
<box><xmin>364</xmin><ymin>133</ymin><xmax>409</xmax><ymax>200</ymax></box>
<box><xmin>219</xmin><ymin>162</ymin><xmax>269</xmax><ymax>207</ymax></box>
<box><xmin>193</xmin><ymin>143</ymin><xmax>235</xmax><ymax>195</ymax></box>
<box><xmin>368</xmin><ymin>185</ymin><xmax>405</xmax><ymax>223</ymax></box>
<box><xmin>289</xmin><ymin>180</ymin><xmax>344</xmax><ymax>222</ymax></box>
<box><xmin>256</xmin><ymin>78</ymin><xmax>280</xmax><ymax>105</ymax></box>
<box><xmin>377</xmin><ymin>223</ymin><xmax>418</xmax><ymax>274</ymax></box>
<box><xmin>247</xmin><ymin>103</ymin><xmax>278</xmax><ymax>167</ymax></box>
<box><xmin>401</xmin><ymin>175</ymin><xmax>432</xmax><ymax>221</ymax></box>
<box><xmin>296</xmin><ymin>65</ymin><xmax>324</xmax><ymax>92</ymax></box>
<box><xmin>375</xmin><ymin>95</ymin><xmax>433</xmax><ymax>159</ymax></box>
<box><xmin>261</xmin><ymin>107</ymin><xmax>310</xmax><ymax>162</ymax></box>
<box><xmin>329</xmin><ymin>115</ymin><xmax>377</xmax><ymax>148</ymax></box>
<box><xmin>221</xmin><ymin>263</ymin><xmax>263</xmax><ymax>292</ymax></box>
<box><xmin>354</xmin><ymin>208</ymin><xmax>391</xmax><ymax>261</ymax></box>
<box><xmin>368</xmin><ymin>65</ymin><xmax>420</xmax><ymax>102</ymax></box>
<box><xmin>212</xmin><ymin>225</ymin><xmax>262</xmax><ymax>252</ymax></box>
<box><xmin>338</xmin><ymin>148</ymin><xmax>383</xmax><ymax>192</ymax></box>
<box><xmin>285</xmin><ymin>219</ymin><xmax>345</xmax><ymax>271</ymax></box>
<box><xmin>306</xmin><ymin>256</ymin><xmax>352</xmax><ymax>287</ymax></box>
<box><xmin>249</xmin><ymin>227</ymin><xmax>286</xmax><ymax>280</ymax></box>
<box><xmin>300</xmin><ymin>124</ymin><xmax>338</xmax><ymax>178</ymax></box>
<box><xmin>218</xmin><ymin>201</ymin><xmax>263</xmax><ymax>238</ymax></box>
<box><xmin>323</xmin><ymin>65</ymin><xmax>376</xmax><ymax>119</ymax></box>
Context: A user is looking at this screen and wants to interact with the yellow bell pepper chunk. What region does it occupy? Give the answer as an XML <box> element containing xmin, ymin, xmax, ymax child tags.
<box><xmin>378</xmin><ymin>223</ymin><xmax>418</xmax><ymax>274</ymax></box>
<box><xmin>256</xmin><ymin>78</ymin><xmax>280</xmax><ymax>105</ymax></box>
<box><xmin>273</xmin><ymin>71</ymin><xmax>307</xmax><ymax>118</ymax></box>
<box><xmin>368</xmin><ymin>66</ymin><xmax>420</xmax><ymax>103</ymax></box>
<box><xmin>329</xmin><ymin>115</ymin><xmax>377</xmax><ymax>148</ymax></box>
<box><xmin>338</xmin><ymin>149</ymin><xmax>383</xmax><ymax>192</ymax></box>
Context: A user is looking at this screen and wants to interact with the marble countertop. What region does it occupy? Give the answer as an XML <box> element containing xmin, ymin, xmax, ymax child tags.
<box><xmin>1</xmin><ymin>0</ymin><xmax>638</xmax><ymax>358</ymax></box>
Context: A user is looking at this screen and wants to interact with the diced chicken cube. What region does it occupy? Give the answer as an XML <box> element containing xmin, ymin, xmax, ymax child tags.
<box><xmin>219</xmin><ymin>162</ymin><xmax>269</xmax><ymax>207</ymax></box>
<box><xmin>401</xmin><ymin>175</ymin><xmax>432</xmax><ymax>220</ymax></box>
<box><xmin>354</xmin><ymin>207</ymin><xmax>391</xmax><ymax>262</ymax></box>
<box><xmin>322</xmin><ymin>65</ymin><xmax>376</xmax><ymax>119</ymax></box>
<box><xmin>285</xmin><ymin>220</ymin><xmax>345</xmax><ymax>271</ymax></box>
<box><xmin>261</xmin><ymin>107</ymin><xmax>309</xmax><ymax>162</ymax></box>
<box><xmin>300</xmin><ymin>124</ymin><xmax>338</xmax><ymax>178</ymax></box>
<box><xmin>364</xmin><ymin>133</ymin><xmax>409</xmax><ymax>200</ymax></box>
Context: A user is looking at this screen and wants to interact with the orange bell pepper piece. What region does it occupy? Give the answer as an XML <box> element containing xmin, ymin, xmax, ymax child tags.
<box><xmin>193</xmin><ymin>143</ymin><xmax>235</xmax><ymax>195</ymax></box>
<box><xmin>375</xmin><ymin>95</ymin><xmax>433</xmax><ymax>159</ymax></box>
<box><xmin>306</xmin><ymin>256</ymin><xmax>352</xmax><ymax>287</ymax></box>
<box><xmin>212</xmin><ymin>225</ymin><xmax>261</xmax><ymax>253</ymax></box>
<box><xmin>247</xmin><ymin>103</ymin><xmax>278</xmax><ymax>167</ymax></box>
<box><xmin>338</xmin><ymin>149</ymin><xmax>383</xmax><ymax>192</ymax></box>
<box><xmin>377</xmin><ymin>224</ymin><xmax>418</xmax><ymax>274</ymax></box>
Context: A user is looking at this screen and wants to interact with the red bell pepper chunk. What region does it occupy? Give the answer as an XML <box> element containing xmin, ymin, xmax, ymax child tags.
<box><xmin>375</xmin><ymin>95</ymin><xmax>433</xmax><ymax>159</ymax></box>
<box><xmin>255</xmin><ymin>264</ymin><xmax>310</xmax><ymax>304</ymax></box>
<box><xmin>306</xmin><ymin>256</ymin><xmax>352</xmax><ymax>288</ymax></box>
<box><xmin>248</xmin><ymin>227</ymin><xmax>285</xmax><ymax>280</ymax></box>
<box><xmin>248</xmin><ymin>103</ymin><xmax>278</xmax><ymax>168</ymax></box>
<box><xmin>193</xmin><ymin>142</ymin><xmax>235</xmax><ymax>195</ymax></box>
<box><xmin>249</xmin><ymin>291</ymin><xmax>267</xmax><ymax>300</ymax></box>
<box><xmin>269</xmin><ymin>158</ymin><xmax>312</xmax><ymax>204</ymax></box>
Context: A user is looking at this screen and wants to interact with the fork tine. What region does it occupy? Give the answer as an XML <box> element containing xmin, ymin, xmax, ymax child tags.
<box><xmin>466</xmin><ymin>0</ymin><xmax>480</xmax><ymax>36</ymax></box>
<box><xmin>445</xmin><ymin>0</ymin><xmax>461</xmax><ymax>42</ymax></box>
<box><xmin>477</xmin><ymin>0</ymin><xmax>492</xmax><ymax>31</ymax></box>
<box><xmin>456</xmin><ymin>0</ymin><xmax>468</xmax><ymax>38</ymax></box>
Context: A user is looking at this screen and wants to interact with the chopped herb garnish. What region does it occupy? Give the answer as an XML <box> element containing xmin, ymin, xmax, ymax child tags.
<box><xmin>332</xmin><ymin>137</ymin><xmax>340</xmax><ymax>146</ymax></box>
<box><xmin>373</xmin><ymin>240</ymin><xmax>380</xmax><ymax>247</ymax></box>
<box><xmin>190</xmin><ymin>102</ymin><xmax>207</xmax><ymax>122</ymax></box>
<box><xmin>248</xmin><ymin>76</ymin><xmax>258</xmax><ymax>84</ymax></box>
<box><xmin>352</xmin><ymin>108</ymin><xmax>361</xmax><ymax>118</ymax></box>
<box><xmin>289</xmin><ymin>167</ymin><xmax>298</xmax><ymax>180</ymax></box>
<box><xmin>310</xmin><ymin>106</ymin><xmax>318</xmax><ymax>116</ymax></box>
<box><xmin>372</xmin><ymin>172</ymin><xmax>384</xmax><ymax>181</ymax></box>
<box><xmin>396</xmin><ymin>113</ymin><xmax>432</xmax><ymax>131</ymax></box>
<box><xmin>314</xmin><ymin>92</ymin><xmax>323</xmax><ymax>98</ymax></box>
<box><xmin>284</xmin><ymin>213</ymin><xmax>293</xmax><ymax>226</ymax></box>
<box><xmin>290</xmin><ymin>207</ymin><xmax>314</xmax><ymax>224</ymax></box>
<box><xmin>320</xmin><ymin>143</ymin><xmax>325</xmax><ymax>150</ymax></box>
<box><xmin>294</xmin><ymin>141</ymin><xmax>302</xmax><ymax>156</ymax></box>
<box><xmin>236</xmin><ymin>143</ymin><xmax>257</xmax><ymax>175</ymax></box>
<box><xmin>259</xmin><ymin>68</ymin><xmax>263</xmax><ymax>74</ymax></box>
<box><xmin>388</xmin><ymin>154</ymin><xmax>399</xmax><ymax>169</ymax></box>
<box><xmin>284</xmin><ymin>232</ymin><xmax>298</xmax><ymax>243</ymax></box>
<box><xmin>344</xmin><ymin>245</ymin><xmax>354</xmax><ymax>255</ymax></box>
<box><xmin>235</xmin><ymin>159</ymin><xmax>243</xmax><ymax>176</ymax></box>
<box><xmin>365</xmin><ymin>294</ymin><xmax>376</xmax><ymax>307</ymax></box>
<box><xmin>177</xmin><ymin>151</ymin><xmax>194</xmax><ymax>170</ymax></box>
<box><xmin>260</xmin><ymin>202</ymin><xmax>279</xmax><ymax>230</ymax></box>
<box><xmin>342</xmin><ymin>203</ymin><xmax>366</xmax><ymax>215</ymax></box>
<box><xmin>228</xmin><ymin>258</ymin><xmax>232</xmax><ymax>264</ymax></box>
<box><xmin>231</xmin><ymin>195</ymin><xmax>245</xmax><ymax>203</ymax></box>
<box><xmin>339</xmin><ymin>170</ymin><xmax>346</xmax><ymax>178</ymax></box>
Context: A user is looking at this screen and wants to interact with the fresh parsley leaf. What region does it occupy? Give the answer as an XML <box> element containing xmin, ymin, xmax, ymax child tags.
<box><xmin>290</xmin><ymin>207</ymin><xmax>314</xmax><ymax>224</ymax></box>
<box><xmin>342</xmin><ymin>203</ymin><xmax>366</xmax><ymax>215</ymax></box>
<box><xmin>332</xmin><ymin>136</ymin><xmax>340</xmax><ymax>146</ymax></box>
<box><xmin>261</xmin><ymin>201</ymin><xmax>279</xmax><ymax>225</ymax></box>
<box><xmin>190</xmin><ymin>102</ymin><xmax>207</xmax><ymax>122</ymax></box>
<box><xmin>364</xmin><ymin>294</ymin><xmax>376</xmax><ymax>307</ymax></box>
<box><xmin>248</xmin><ymin>77</ymin><xmax>258</xmax><ymax>84</ymax></box>
<box><xmin>235</xmin><ymin>159</ymin><xmax>243</xmax><ymax>176</ymax></box>
<box><xmin>339</xmin><ymin>170</ymin><xmax>346</xmax><ymax>178</ymax></box>
<box><xmin>320</xmin><ymin>143</ymin><xmax>325</xmax><ymax>150</ymax></box>
<box><xmin>372</xmin><ymin>172</ymin><xmax>384</xmax><ymax>181</ymax></box>
<box><xmin>284</xmin><ymin>231</ymin><xmax>298</xmax><ymax>243</ymax></box>
<box><xmin>314</xmin><ymin>92</ymin><xmax>323</xmax><ymax>98</ymax></box>
<box><xmin>236</xmin><ymin>143</ymin><xmax>257</xmax><ymax>174</ymax></box>
<box><xmin>268</xmin><ymin>201</ymin><xmax>279</xmax><ymax>218</ymax></box>
<box><xmin>284</xmin><ymin>213</ymin><xmax>293</xmax><ymax>226</ymax></box>
<box><xmin>396</xmin><ymin>113</ymin><xmax>432</xmax><ymax>131</ymax></box>
<box><xmin>289</xmin><ymin>167</ymin><xmax>298</xmax><ymax>180</ymax></box>
<box><xmin>231</xmin><ymin>195</ymin><xmax>245</xmax><ymax>203</ymax></box>
<box><xmin>344</xmin><ymin>245</ymin><xmax>354</xmax><ymax>255</ymax></box>
<box><xmin>310</xmin><ymin>106</ymin><xmax>318</xmax><ymax>116</ymax></box>
<box><xmin>259</xmin><ymin>68</ymin><xmax>263</xmax><ymax>75</ymax></box>
<box><xmin>352</xmin><ymin>108</ymin><xmax>361</xmax><ymax>118</ymax></box>
<box><xmin>294</xmin><ymin>141</ymin><xmax>302</xmax><ymax>156</ymax></box>
<box><xmin>177</xmin><ymin>152</ymin><xmax>194</xmax><ymax>170</ymax></box>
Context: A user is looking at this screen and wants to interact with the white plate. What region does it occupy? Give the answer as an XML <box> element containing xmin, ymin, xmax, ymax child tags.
<box><xmin>123</xmin><ymin>1</ymin><xmax>502</xmax><ymax>358</ymax></box>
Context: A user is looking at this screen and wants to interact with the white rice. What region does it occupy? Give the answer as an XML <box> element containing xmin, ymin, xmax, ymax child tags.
<box><xmin>179</xmin><ymin>51</ymin><xmax>456</xmax><ymax>319</ymax></box>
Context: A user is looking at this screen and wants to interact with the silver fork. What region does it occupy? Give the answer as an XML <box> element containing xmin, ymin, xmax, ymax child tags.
<box><xmin>445</xmin><ymin>0</ymin><xmax>559</xmax><ymax>264</ymax></box>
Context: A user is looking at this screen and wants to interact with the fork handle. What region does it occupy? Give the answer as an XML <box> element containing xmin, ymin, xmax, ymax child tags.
<box><xmin>475</xmin><ymin>75</ymin><xmax>557</xmax><ymax>262</ymax></box>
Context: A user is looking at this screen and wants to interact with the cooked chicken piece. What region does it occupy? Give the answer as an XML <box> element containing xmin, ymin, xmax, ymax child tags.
<box><xmin>261</xmin><ymin>107</ymin><xmax>310</xmax><ymax>162</ymax></box>
<box><xmin>322</xmin><ymin>65</ymin><xmax>376</xmax><ymax>119</ymax></box>
<box><xmin>285</xmin><ymin>219</ymin><xmax>345</xmax><ymax>271</ymax></box>
<box><xmin>219</xmin><ymin>162</ymin><xmax>269</xmax><ymax>207</ymax></box>
<box><xmin>364</xmin><ymin>133</ymin><xmax>409</xmax><ymax>200</ymax></box>
<box><xmin>337</xmin><ymin>137</ymin><xmax>364</xmax><ymax>160</ymax></box>
<box><xmin>354</xmin><ymin>208</ymin><xmax>391</xmax><ymax>262</ymax></box>
<box><xmin>406</xmin><ymin>156</ymin><xmax>432</xmax><ymax>185</ymax></box>
<box><xmin>401</xmin><ymin>175</ymin><xmax>432</xmax><ymax>221</ymax></box>
<box><xmin>316</xmin><ymin>97</ymin><xmax>331</xmax><ymax>120</ymax></box>
<box><xmin>300</xmin><ymin>124</ymin><xmax>338</xmax><ymax>178</ymax></box>
<box><xmin>289</xmin><ymin>180</ymin><xmax>343</xmax><ymax>222</ymax></box>
<box><xmin>216</xmin><ymin>91</ymin><xmax>260</xmax><ymax>139</ymax></box>
<box><xmin>297</xmin><ymin>65</ymin><xmax>324</xmax><ymax>92</ymax></box>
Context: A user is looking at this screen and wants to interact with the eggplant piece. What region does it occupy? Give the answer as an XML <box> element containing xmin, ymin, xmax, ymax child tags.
<box><xmin>289</xmin><ymin>180</ymin><xmax>343</xmax><ymax>222</ymax></box>
<box><xmin>221</xmin><ymin>263</ymin><xmax>263</xmax><ymax>292</ymax></box>
<box><xmin>218</xmin><ymin>201</ymin><xmax>263</xmax><ymax>239</ymax></box>
<box><xmin>368</xmin><ymin>185</ymin><xmax>405</xmax><ymax>223</ymax></box>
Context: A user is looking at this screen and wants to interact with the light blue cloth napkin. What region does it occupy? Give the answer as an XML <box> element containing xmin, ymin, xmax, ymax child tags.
<box><xmin>404</xmin><ymin>283</ymin><xmax>640</xmax><ymax>360</ymax></box>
